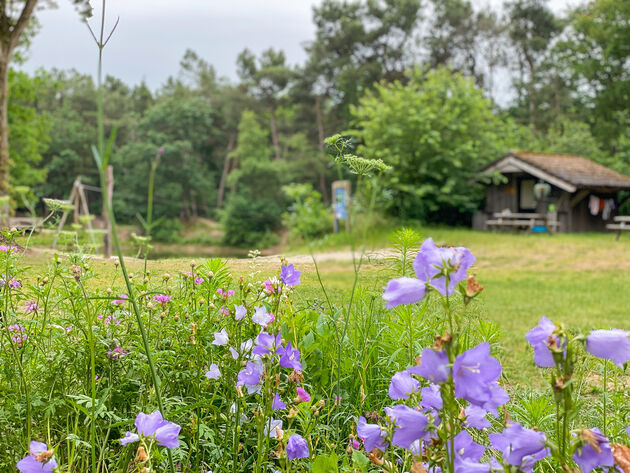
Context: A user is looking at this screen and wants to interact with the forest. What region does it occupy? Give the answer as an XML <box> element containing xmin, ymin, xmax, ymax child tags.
<box><xmin>7</xmin><ymin>0</ymin><xmax>630</xmax><ymax>246</ymax></box>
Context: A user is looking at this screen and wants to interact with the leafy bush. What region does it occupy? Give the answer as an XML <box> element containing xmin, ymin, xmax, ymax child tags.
<box><xmin>151</xmin><ymin>217</ymin><xmax>183</xmax><ymax>243</ymax></box>
<box><xmin>282</xmin><ymin>183</ymin><xmax>332</xmax><ymax>241</ymax></box>
<box><xmin>222</xmin><ymin>193</ymin><xmax>282</xmax><ymax>247</ymax></box>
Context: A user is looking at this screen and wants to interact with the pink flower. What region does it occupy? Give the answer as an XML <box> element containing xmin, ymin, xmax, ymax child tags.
<box><xmin>24</xmin><ymin>300</ymin><xmax>38</xmax><ymax>313</ymax></box>
<box><xmin>296</xmin><ymin>387</ymin><xmax>311</xmax><ymax>403</ymax></box>
<box><xmin>194</xmin><ymin>277</ymin><xmax>204</xmax><ymax>285</ymax></box>
<box><xmin>153</xmin><ymin>294</ymin><xmax>172</xmax><ymax>304</ymax></box>
<box><xmin>112</xmin><ymin>294</ymin><xmax>128</xmax><ymax>306</ymax></box>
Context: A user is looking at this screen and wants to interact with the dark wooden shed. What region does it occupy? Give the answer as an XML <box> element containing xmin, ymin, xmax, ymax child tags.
<box><xmin>473</xmin><ymin>151</ymin><xmax>630</xmax><ymax>233</ymax></box>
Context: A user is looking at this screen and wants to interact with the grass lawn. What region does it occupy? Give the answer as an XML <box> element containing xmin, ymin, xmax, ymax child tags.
<box><xmin>17</xmin><ymin>227</ymin><xmax>630</xmax><ymax>386</ymax></box>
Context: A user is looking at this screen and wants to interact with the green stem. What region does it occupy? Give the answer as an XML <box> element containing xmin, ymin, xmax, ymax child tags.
<box><xmin>602</xmin><ymin>360</ymin><xmax>607</xmax><ymax>436</ymax></box>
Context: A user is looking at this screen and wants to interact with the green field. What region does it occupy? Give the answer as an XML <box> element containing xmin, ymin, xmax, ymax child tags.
<box><xmin>20</xmin><ymin>227</ymin><xmax>630</xmax><ymax>386</ymax></box>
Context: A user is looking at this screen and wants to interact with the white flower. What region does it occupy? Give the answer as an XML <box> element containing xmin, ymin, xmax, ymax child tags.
<box><xmin>234</xmin><ymin>304</ymin><xmax>247</xmax><ymax>321</ymax></box>
<box><xmin>212</xmin><ymin>328</ymin><xmax>229</xmax><ymax>346</ymax></box>
<box><xmin>264</xmin><ymin>418</ymin><xmax>283</xmax><ymax>438</ymax></box>
<box><xmin>252</xmin><ymin>306</ymin><xmax>273</xmax><ymax>327</ymax></box>
<box><xmin>205</xmin><ymin>363</ymin><xmax>221</xmax><ymax>380</ymax></box>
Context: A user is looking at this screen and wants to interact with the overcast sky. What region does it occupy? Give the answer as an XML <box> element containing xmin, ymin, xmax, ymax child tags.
<box><xmin>20</xmin><ymin>0</ymin><xmax>581</xmax><ymax>91</ymax></box>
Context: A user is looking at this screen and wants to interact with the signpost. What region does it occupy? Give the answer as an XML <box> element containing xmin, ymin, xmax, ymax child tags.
<box><xmin>332</xmin><ymin>180</ymin><xmax>351</xmax><ymax>233</ymax></box>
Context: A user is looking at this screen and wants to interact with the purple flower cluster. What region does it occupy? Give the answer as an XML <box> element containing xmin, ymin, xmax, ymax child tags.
<box><xmin>383</xmin><ymin>238</ymin><xmax>474</xmax><ymax>308</ymax></box>
<box><xmin>153</xmin><ymin>294</ymin><xmax>171</xmax><ymax>305</ymax></box>
<box><xmin>24</xmin><ymin>300</ymin><xmax>38</xmax><ymax>313</ymax></box>
<box><xmin>489</xmin><ymin>422</ymin><xmax>549</xmax><ymax>473</ymax></box>
<box><xmin>121</xmin><ymin>410</ymin><xmax>181</xmax><ymax>449</ymax></box>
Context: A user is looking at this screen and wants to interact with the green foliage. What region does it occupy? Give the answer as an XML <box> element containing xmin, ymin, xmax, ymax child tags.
<box><xmin>222</xmin><ymin>111</ymin><xmax>284</xmax><ymax>247</ymax></box>
<box><xmin>113</xmin><ymin>97</ymin><xmax>218</xmax><ymax>222</ymax></box>
<box><xmin>151</xmin><ymin>218</ymin><xmax>183</xmax><ymax>243</ymax></box>
<box><xmin>556</xmin><ymin>0</ymin><xmax>630</xmax><ymax>148</ymax></box>
<box><xmin>8</xmin><ymin>70</ymin><xmax>50</xmax><ymax>192</ymax></box>
<box><xmin>351</xmin><ymin>67</ymin><xmax>512</xmax><ymax>223</ymax></box>
<box><xmin>282</xmin><ymin>183</ymin><xmax>332</xmax><ymax>241</ymax></box>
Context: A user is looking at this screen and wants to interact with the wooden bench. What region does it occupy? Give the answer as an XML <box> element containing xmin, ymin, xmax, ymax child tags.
<box><xmin>486</xmin><ymin>212</ymin><xmax>560</xmax><ymax>233</ymax></box>
<box><xmin>606</xmin><ymin>216</ymin><xmax>630</xmax><ymax>240</ymax></box>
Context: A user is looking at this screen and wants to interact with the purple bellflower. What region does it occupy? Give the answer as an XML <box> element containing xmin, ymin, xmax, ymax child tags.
<box><xmin>525</xmin><ymin>316</ymin><xmax>562</xmax><ymax>367</ymax></box>
<box><xmin>277</xmin><ymin>342</ymin><xmax>303</xmax><ymax>370</ymax></box>
<box><xmin>286</xmin><ymin>434</ymin><xmax>309</xmax><ymax>460</ymax></box>
<box><xmin>272</xmin><ymin>393</ymin><xmax>286</xmax><ymax>410</ymax></box>
<box><xmin>385</xmin><ymin>405</ymin><xmax>430</xmax><ymax>449</ymax></box>
<box><xmin>388</xmin><ymin>370</ymin><xmax>420</xmax><ymax>400</ymax></box>
<box><xmin>205</xmin><ymin>363</ymin><xmax>221</xmax><ymax>380</ymax></box>
<box><xmin>252</xmin><ymin>331</ymin><xmax>282</xmax><ymax>357</ymax></box>
<box><xmin>382</xmin><ymin>238</ymin><xmax>475</xmax><ymax>308</ymax></box>
<box><xmin>453</xmin><ymin>342</ymin><xmax>508</xmax><ymax>410</ymax></box>
<box><xmin>586</xmin><ymin>329</ymin><xmax>630</xmax><ymax>367</ymax></box>
<box><xmin>357</xmin><ymin>416</ymin><xmax>388</xmax><ymax>452</ymax></box>
<box><xmin>464</xmin><ymin>404</ymin><xmax>491</xmax><ymax>429</ymax></box>
<box><xmin>237</xmin><ymin>361</ymin><xmax>262</xmax><ymax>392</ymax></box>
<box><xmin>281</xmin><ymin>264</ymin><xmax>301</xmax><ymax>287</ymax></box>
<box><xmin>489</xmin><ymin>422</ymin><xmax>549</xmax><ymax>473</ymax></box>
<box><xmin>234</xmin><ymin>304</ymin><xmax>247</xmax><ymax>320</ymax></box>
<box><xmin>409</xmin><ymin>348</ymin><xmax>450</xmax><ymax>384</ymax></box>
<box><xmin>17</xmin><ymin>441</ymin><xmax>57</xmax><ymax>473</ymax></box>
<box><xmin>121</xmin><ymin>410</ymin><xmax>181</xmax><ymax>449</ymax></box>
<box><xmin>572</xmin><ymin>428</ymin><xmax>614</xmax><ymax>473</ymax></box>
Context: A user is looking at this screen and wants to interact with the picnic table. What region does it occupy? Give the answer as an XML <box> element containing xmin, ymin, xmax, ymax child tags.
<box><xmin>486</xmin><ymin>212</ymin><xmax>560</xmax><ymax>233</ymax></box>
<box><xmin>606</xmin><ymin>216</ymin><xmax>630</xmax><ymax>240</ymax></box>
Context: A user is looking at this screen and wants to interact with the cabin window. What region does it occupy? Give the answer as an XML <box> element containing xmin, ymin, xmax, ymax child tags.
<box><xmin>519</xmin><ymin>179</ymin><xmax>536</xmax><ymax>210</ymax></box>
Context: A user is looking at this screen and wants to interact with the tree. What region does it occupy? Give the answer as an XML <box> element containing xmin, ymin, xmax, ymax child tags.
<box><xmin>237</xmin><ymin>48</ymin><xmax>292</xmax><ymax>161</ymax></box>
<box><xmin>425</xmin><ymin>0</ymin><xmax>506</xmax><ymax>92</ymax></box>
<box><xmin>0</xmin><ymin>0</ymin><xmax>91</xmax><ymax>196</ymax></box>
<box><xmin>555</xmin><ymin>0</ymin><xmax>630</xmax><ymax>149</ymax></box>
<box><xmin>222</xmin><ymin>110</ymin><xmax>284</xmax><ymax>246</ymax></box>
<box><xmin>506</xmin><ymin>0</ymin><xmax>561</xmax><ymax>128</ymax></box>
<box><xmin>306</xmin><ymin>0</ymin><xmax>421</xmax><ymax>122</ymax></box>
<box><xmin>351</xmin><ymin>67</ymin><xmax>512</xmax><ymax>223</ymax></box>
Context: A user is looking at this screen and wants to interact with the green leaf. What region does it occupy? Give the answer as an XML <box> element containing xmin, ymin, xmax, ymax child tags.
<box><xmin>351</xmin><ymin>449</ymin><xmax>369</xmax><ymax>473</ymax></box>
<box><xmin>312</xmin><ymin>453</ymin><xmax>338</xmax><ymax>473</ymax></box>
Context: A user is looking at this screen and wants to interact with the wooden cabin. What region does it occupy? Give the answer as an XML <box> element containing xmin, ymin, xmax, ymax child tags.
<box><xmin>473</xmin><ymin>152</ymin><xmax>630</xmax><ymax>233</ymax></box>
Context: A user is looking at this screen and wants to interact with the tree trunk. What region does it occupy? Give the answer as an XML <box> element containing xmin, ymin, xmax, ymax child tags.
<box><xmin>0</xmin><ymin>43</ymin><xmax>11</xmax><ymax>197</ymax></box>
<box><xmin>269</xmin><ymin>105</ymin><xmax>281</xmax><ymax>161</ymax></box>
<box><xmin>0</xmin><ymin>0</ymin><xmax>40</xmax><ymax>198</ymax></box>
<box><xmin>526</xmin><ymin>57</ymin><xmax>536</xmax><ymax>128</ymax></box>
<box><xmin>315</xmin><ymin>95</ymin><xmax>329</xmax><ymax>203</ymax></box>
<box><xmin>216</xmin><ymin>132</ymin><xmax>236</xmax><ymax>210</ymax></box>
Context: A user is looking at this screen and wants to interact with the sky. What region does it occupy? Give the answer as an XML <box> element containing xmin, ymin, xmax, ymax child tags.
<box><xmin>20</xmin><ymin>0</ymin><xmax>580</xmax><ymax>91</ymax></box>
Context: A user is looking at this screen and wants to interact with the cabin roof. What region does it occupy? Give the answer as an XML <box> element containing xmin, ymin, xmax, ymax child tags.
<box><xmin>481</xmin><ymin>151</ymin><xmax>630</xmax><ymax>193</ymax></box>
